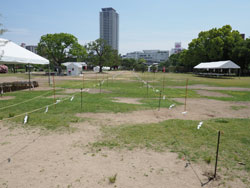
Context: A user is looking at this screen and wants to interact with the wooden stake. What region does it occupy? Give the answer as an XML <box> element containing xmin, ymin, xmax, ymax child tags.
<box><xmin>214</xmin><ymin>131</ymin><xmax>221</xmax><ymax>179</ymax></box>
<box><xmin>184</xmin><ymin>78</ymin><xmax>189</xmax><ymax>111</ymax></box>
<box><xmin>53</xmin><ymin>75</ymin><xmax>56</xmax><ymax>108</ymax></box>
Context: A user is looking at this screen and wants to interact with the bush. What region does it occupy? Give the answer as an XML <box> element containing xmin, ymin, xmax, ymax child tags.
<box><xmin>0</xmin><ymin>65</ymin><xmax>8</xmax><ymax>73</ymax></box>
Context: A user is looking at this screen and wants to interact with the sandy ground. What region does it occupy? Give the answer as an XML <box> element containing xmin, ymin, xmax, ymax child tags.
<box><xmin>1</xmin><ymin>97</ymin><xmax>248</xmax><ymax>187</ymax></box>
<box><xmin>77</xmin><ymin>98</ymin><xmax>250</xmax><ymax>127</ymax></box>
<box><xmin>169</xmin><ymin>84</ymin><xmax>250</xmax><ymax>91</ymax></box>
<box><xmin>0</xmin><ymin>96</ymin><xmax>15</xmax><ymax>100</ymax></box>
<box><xmin>195</xmin><ymin>90</ymin><xmax>231</xmax><ymax>97</ymax></box>
<box><xmin>112</xmin><ymin>97</ymin><xmax>143</xmax><ymax>105</ymax></box>
<box><xmin>1</xmin><ymin>120</ymin><xmax>244</xmax><ymax>188</ymax></box>
<box><xmin>0</xmin><ymin>72</ymin><xmax>249</xmax><ymax>187</ymax></box>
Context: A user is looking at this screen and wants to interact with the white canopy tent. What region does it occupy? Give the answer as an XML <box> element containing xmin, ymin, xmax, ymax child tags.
<box><xmin>194</xmin><ymin>60</ymin><xmax>240</xmax><ymax>76</ymax></box>
<box><xmin>0</xmin><ymin>38</ymin><xmax>50</xmax><ymax>89</ymax></box>
<box><xmin>194</xmin><ymin>60</ymin><xmax>240</xmax><ymax>69</ymax></box>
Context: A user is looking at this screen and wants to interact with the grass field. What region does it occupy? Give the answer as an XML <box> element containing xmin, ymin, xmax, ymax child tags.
<box><xmin>0</xmin><ymin>71</ymin><xmax>249</xmax><ymax>186</ymax></box>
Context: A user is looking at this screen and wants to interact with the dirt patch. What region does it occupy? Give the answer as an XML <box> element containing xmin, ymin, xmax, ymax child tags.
<box><xmin>112</xmin><ymin>97</ymin><xmax>142</xmax><ymax>105</ymax></box>
<box><xmin>0</xmin><ymin>96</ymin><xmax>15</xmax><ymax>100</ymax></box>
<box><xmin>77</xmin><ymin>98</ymin><xmax>250</xmax><ymax>126</ymax></box>
<box><xmin>196</xmin><ymin>90</ymin><xmax>231</xmax><ymax>97</ymax></box>
<box><xmin>46</xmin><ymin>95</ymin><xmax>69</xmax><ymax>99</ymax></box>
<box><xmin>0</xmin><ymin>123</ymin><xmax>225</xmax><ymax>188</ymax></box>
<box><xmin>63</xmin><ymin>88</ymin><xmax>82</xmax><ymax>94</ymax></box>
<box><xmin>169</xmin><ymin>85</ymin><xmax>250</xmax><ymax>91</ymax></box>
<box><xmin>85</xmin><ymin>88</ymin><xmax>111</xmax><ymax>94</ymax></box>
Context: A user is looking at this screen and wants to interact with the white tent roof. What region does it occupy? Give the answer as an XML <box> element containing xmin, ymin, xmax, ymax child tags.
<box><xmin>62</xmin><ymin>62</ymin><xmax>87</xmax><ymax>67</ymax></box>
<box><xmin>0</xmin><ymin>38</ymin><xmax>49</xmax><ymax>65</ymax></box>
<box><xmin>194</xmin><ymin>60</ymin><xmax>240</xmax><ymax>69</ymax></box>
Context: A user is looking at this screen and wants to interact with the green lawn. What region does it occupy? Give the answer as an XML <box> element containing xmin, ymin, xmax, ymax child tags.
<box><xmin>1</xmin><ymin>71</ymin><xmax>250</xmax><ymax>185</ymax></box>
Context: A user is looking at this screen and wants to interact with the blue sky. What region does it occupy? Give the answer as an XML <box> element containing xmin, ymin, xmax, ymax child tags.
<box><xmin>1</xmin><ymin>0</ymin><xmax>250</xmax><ymax>54</ymax></box>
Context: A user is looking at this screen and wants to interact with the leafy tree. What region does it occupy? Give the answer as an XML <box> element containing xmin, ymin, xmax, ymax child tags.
<box><xmin>86</xmin><ymin>39</ymin><xmax>114</xmax><ymax>72</ymax></box>
<box><xmin>108</xmin><ymin>49</ymin><xmax>121</xmax><ymax>69</ymax></box>
<box><xmin>176</xmin><ymin>25</ymin><xmax>249</xmax><ymax>73</ymax></box>
<box><xmin>37</xmin><ymin>33</ymin><xmax>85</xmax><ymax>72</ymax></box>
<box><xmin>134</xmin><ymin>58</ymin><xmax>146</xmax><ymax>72</ymax></box>
<box><xmin>69</xmin><ymin>43</ymin><xmax>87</xmax><ymax>62</ymax></box>
<box><xmin>121</xmin><ymin>58</ymin><xmax>136</xmax><ymax>70</ymax></box>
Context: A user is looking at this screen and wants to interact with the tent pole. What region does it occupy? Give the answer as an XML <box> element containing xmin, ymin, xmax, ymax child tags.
<box><xmin>28</xmin><ymin>64</ymin><xmax>31</xmax><ymax>91</ymax></box>
<box><xmin>48</xmin><ymin>64</ymin><xmax>51</xmax><ymax>86</ymax></box>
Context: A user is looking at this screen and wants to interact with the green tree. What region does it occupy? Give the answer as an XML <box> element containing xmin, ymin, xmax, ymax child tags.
<box><xmin>69</xmin><ymin>43</ymin><xmax>87</xmax><ymax>62</ymax></box>
<box><xmin>134</xmin><ymin>58</ymin><xmax>146</xmax><ymax>72</ymax></box>
<box><xmin>37</xmin><ymin>33</ymin><xmax>83</xmax><ymax>71</ymax></box>
<box><xmin>179</xmin><ymin>25</ymin><xmax>247</xmax><ymax>72</ymax></box>
<box><xmin>121</xmin><ymin>58</ymin><xmax>136</xmax><ymax>70</ymax></box>
<box><xmin>86</xmin><ymin>39</ymin><xmax>114</xmax><ymax>73</ymax></box>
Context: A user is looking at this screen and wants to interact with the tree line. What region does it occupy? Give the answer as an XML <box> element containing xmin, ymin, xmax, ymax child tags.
<box><xmin>37</xmin><ymin>33</ymin><xmax>121</xmax><ymax>73</ymax></box>
<box><xmin>160</xmin><ymin>25</ymin><xmax>250</xmax><ymax>74</ymax></box>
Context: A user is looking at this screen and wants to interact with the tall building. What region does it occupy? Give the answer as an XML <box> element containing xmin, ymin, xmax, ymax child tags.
<box><xmin>100</xmin><ymin>7</ymin><xmax>119</xmax><ymax>51</ymax></box>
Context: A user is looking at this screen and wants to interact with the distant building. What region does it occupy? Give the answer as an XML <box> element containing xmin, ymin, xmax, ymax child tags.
<box><xmin>21</xmin><ymin>43</ymin><xmax>26</xmax><ymax>48</ymax></box>
<box><xmin>124</xmin><ymin>50</ymin><xmax>169</xmax><ymax>65</ymax></box>
<box><xmin>26</xmin><ymin>45</ymin><xmax>38</xmax><ymax>54</ymax></box>
<box><xmin>240</xmin><ymin>34</ymin><xmax>245</xmax><ymax>40</ymax></box>
<box><xmin>21</xmin><ymin>43</ymin><xmax>38</xmax><ymax>54</ymax></box>
<box><xmin>170</xmin><ymin>42</ymin><xmax>184</xmax><ymax>55</ymax></box>
<box><xmin>100</xmin><ymin>7</ymin><xmax>119</xmax><ymax>51</ymax></box>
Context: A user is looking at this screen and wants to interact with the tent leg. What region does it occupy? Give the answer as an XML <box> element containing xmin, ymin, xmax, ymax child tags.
<box><xmin>28</xmin><ymin>64</ymin><xmax>31</xmax><ymax>91</ymax></box>
<box><xmin>48</xmin><ymin>64</ymin><xmax>51</xmax><ymax>86</ymax></box>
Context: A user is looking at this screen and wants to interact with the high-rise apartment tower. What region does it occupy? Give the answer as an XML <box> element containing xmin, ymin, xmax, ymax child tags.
<box><xmin>100</xmin><ymin>8</ymin><xmax>119</xmax><ymax>51</ymax></box>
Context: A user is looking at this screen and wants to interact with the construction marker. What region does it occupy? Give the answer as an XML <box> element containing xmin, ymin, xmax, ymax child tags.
<box><xmin>45</xmin><ymin>106</ymin><xmax>49</xmax><ymax>113</ymax></box>
<box><xmin>197</xmin><ymin>121</ymin><xmax>203</xmax><ymax>129</ymax></box>
<box><xmin>23</xmin><ymin>114</ymin><xmax>28</xmax><ymax>124</ymax></box>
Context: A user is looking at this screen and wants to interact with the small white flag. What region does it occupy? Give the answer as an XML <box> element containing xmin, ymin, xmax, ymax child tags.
<box><xmin>55</xmin><ymin>100</ymin><xmax>61</xmax><ymax>104</ymax></box>
<box><xmin>45</xmin><ymin>106</ymin><xmax>48</xmax><ymax>113</ymax></box>
<box><xmin>182</xmin><ymin>111</ymin><xmax>187</xmax><ymax>114</ymax></box>
<box><xmin>24</xmin><ymin>114</ymin><xmax>28</xmax><ymax>124</ymax></box>
<box><xmin>169</xmin><ymin>104</ymin><xmax>175</xmax><ymax>109</ymax></box>
<box><xmin>70</xmin><ymin>96</ymin><xmax>74</xmax><ymax>101</ymax></box>
<box><xmin>163</xmin><ymin>95</ymin><xmax>166</xmax><ymax>100</ymax></box>
<box><xmin>197</xmin><ymin>121</ymin><xmax>203</xmax><ymax>129</ymax></box>
<box><xmin>1</xmin><ymin>89</ymin><xmax>3</xmax><ymax>95</ymax></box>
<box><xmin>155</xmin><ymin>89</ymin><xmax>159</xmax><ymax>93</ymax></box>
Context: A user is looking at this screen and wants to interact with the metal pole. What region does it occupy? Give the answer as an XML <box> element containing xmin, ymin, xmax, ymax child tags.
<box><xmin>158</xmin><ymin>91</ymin><xmax>162</xmax><ymax>111</ymax></box>
<box><xmin>99</xmin><ymin>81</ymin><xmax>102</xmax><ymax>93</ymax></box>
<box><xmin>83</xmin><ymin>75</ymin><xmax>85</xmax><ymax>89</ymax></box>
<box><xmin>53</xmin><ymin>75</ymin><xmax>56</xmax><ymax>108</ymax></box>
<box><xmin>147</xmin><ymin>81</ymin><xmax>149</xmax><ymax>98</ymax></box>
<box><xmin>162</xmin><ymin>75</ymin><xmax>165</xmax><ymax>92</ymax></box>
<box><xmin>81</xmin><ymin>88</ymin><xmax>83</xmax><ymax>110</ymax></box>
<box><xmin>107</xmin><ymin>75</ymin><xmax>109</xmax><ymax>87</ymax></box>
<box><xmin>48</xmin><ymin>64</ymin><xmax>51</xmax><ymax>86</ymax></box>
<box><xmin>184</xmin><ymin>78</ymin><xmax>189</xmax><ymax>112</ymax></box>
<box><xmin>214</xmin><ymin>131</ymin><xmax>221</xmax><ymax>179</ymax></box>
<box><xmin>28</xmin><ymin>64</ymin><xmax>31</xmax><ymax>91</ymax></box>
